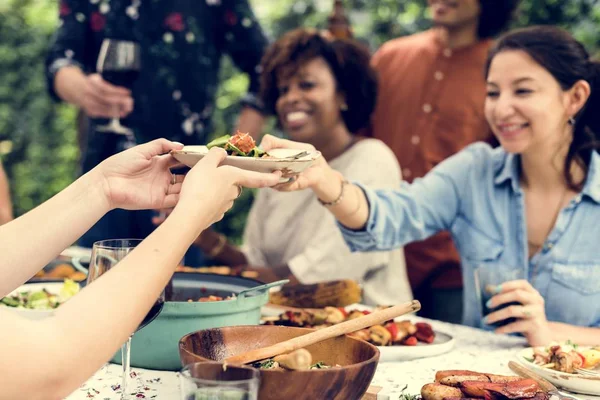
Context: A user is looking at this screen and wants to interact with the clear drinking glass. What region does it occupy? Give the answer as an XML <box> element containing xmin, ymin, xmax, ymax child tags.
<box><xmin>474</xmin><ymin>265</ymin><xmax>525</xmax><ymax>328</ymax></box>
<box><xmin>86</xmin><ymin>239</ymin><xmax>165</xmax><ymax>399</ymax></box>
<box><xmin>180</xmin><ymin>362</ymin><xmax>260</xmax><ymax>400</ymax></box>
<box><xmin>95</xmin><ymin>38</ymin><xmax>141</xmax><ymax>146</ymax></box>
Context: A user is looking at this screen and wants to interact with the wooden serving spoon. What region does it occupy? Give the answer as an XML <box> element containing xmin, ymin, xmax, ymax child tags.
<box><xmin>224</xmin><ymin>300</ymin><xmax>421</xmax><ymax>366</ymax></box>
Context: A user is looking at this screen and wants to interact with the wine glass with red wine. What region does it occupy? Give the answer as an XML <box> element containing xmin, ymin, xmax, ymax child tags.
<box><xmin>86</xmin><ymin>239</ymin><xmax>164</xmax><ymax>399</ymax></box>
<box><xmin>95</xmin><ymin>39</ymin><xmax>141</xmax><ymax>142</ymax></box>
<box><xmin>474</xmin><ymin>266</ymin><xmax>524</xmax><ymax>329</ymax></box>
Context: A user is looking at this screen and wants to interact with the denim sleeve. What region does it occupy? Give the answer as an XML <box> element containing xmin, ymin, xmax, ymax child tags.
<box><xmin>339</xmin><ymin>143</ymin><xmax>487</xmax><ymax>252</ymax></box>
<box><xmin>45</xmin><ymin>0</ymin><xmax>90</xmax><ymax>101</ymax></box>
<box><xmin>220</xmin><ymin>0</ymin><xmax>269</xmax><ymax>113</ymax></box>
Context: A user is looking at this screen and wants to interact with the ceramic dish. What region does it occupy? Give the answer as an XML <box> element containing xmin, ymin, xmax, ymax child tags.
<box><xmin>516</xmin><ymin>347</ymin><xmax>600</xmax><ymax>395</ymax></box>
<box><xmin>171</xmin><ymin>146</ymin><xmax>321</xmax><ymax>182</ymax></box>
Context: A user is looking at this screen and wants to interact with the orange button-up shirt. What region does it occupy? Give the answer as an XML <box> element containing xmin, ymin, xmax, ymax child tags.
<box><xmin>370</xmin><ymin>29</ymin><xmax>493</xmax><ymax>291</ymax></box>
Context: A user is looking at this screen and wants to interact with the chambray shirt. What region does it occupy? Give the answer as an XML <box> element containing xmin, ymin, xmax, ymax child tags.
<box><xmin>340</xmin><ymin>142</ymin><xmax>600</xmax><ymax>329</ymax></box>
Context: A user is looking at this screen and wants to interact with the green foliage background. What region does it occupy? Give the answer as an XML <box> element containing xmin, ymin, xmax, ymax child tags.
<box><xmin>1</xmin><ymin>0</ymin><xmax>599</xmax><ymax>242</ymax></box>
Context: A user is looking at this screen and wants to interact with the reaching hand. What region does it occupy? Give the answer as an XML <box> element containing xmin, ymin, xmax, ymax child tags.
<box><xmin>259</xmin><ymin>134</ymin><xmax>336</xmax><ymax>195</ymax></box>
<box><xmin>95</xmin><ymin>139</ymin><xmax>184</xmax><ymax>211</ymax></box>
<box><xmin>178</xmin><ymin>147</ymin><xmax>282</xmax><ymax>226</ymax></box>
<box><xmin>485</xmin><ymin>279</ymin><xmax>551</xmax><ymax>345</ymax></box>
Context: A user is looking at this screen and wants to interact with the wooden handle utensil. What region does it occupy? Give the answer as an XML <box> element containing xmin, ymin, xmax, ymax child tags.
<box><xmin>508</xmin><ymin>361</ymin><xmax>558</xmax><ymax>393</ymax></box>
<box><xmin>225</xmin><ymin>300</ymin><xmax>421</xmax><ymax>365</ymax></box>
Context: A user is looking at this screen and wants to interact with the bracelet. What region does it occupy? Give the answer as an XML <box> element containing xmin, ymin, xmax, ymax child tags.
<box><xmin>318</xmin><ymin>178</ymin><xmax>348</xmax><ymax>207</ymax></box>
<box><xmin>207</xmin><ymin>233</ymin><xmax>227</xmax><ymax>258</ymax></box>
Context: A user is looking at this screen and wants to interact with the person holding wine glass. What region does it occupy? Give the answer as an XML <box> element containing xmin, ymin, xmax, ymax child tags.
<box><xmin>260</xmin><ymin>26</ymin><xmax>600</xmax><ymax>347</ymax></box>
<box><xmin>45</xmin><ymin>0</ymin><xmax>270</xmax><ymax>253</ymax></box>
<box><xmin>0</xmin><ymin>139</ymin><xmax>280</xmax><ymax>400</ymax></box>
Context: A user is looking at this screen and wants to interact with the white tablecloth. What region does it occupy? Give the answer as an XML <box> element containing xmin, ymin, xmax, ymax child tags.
<box><xmin>66</xmin><ymin>318</ymin><xmax>598</xmax><ymax>400</ymax></box>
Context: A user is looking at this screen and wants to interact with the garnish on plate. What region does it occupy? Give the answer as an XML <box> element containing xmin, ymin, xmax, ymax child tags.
<box><xmin>206</xmin><ymin>131</ymin><xmax>267</xmax><ymax>158</ymax></box>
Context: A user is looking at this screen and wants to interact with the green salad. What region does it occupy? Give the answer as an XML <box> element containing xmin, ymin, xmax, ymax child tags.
<box><xmin>206</xmin><ymin>132</ymin><xmax>266</xmax><ymax>158</ymax></box>
<box><xmin>1</xmin><ymin>279</ymin><xmax>80</xmax><ymax>310</ymax></box>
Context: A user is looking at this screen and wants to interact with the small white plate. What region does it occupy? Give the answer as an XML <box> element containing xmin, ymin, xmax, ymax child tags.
<box><xmin>171</xmin><ymin>146</ymin><xmax>321</xmax><ymax>182</ymax></box>
<box><xmin>1</xmin><ymin>282</ymin><xmax>66</xmax><ymax>320</ymax></box>
<box><xmin>516</xmin><ymin>347</ymin><xmax>600</xmax><ymax>395</ymax></box>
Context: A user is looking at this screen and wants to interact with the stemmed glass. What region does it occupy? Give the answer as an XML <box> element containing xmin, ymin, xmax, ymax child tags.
<box><xmin>86</xmin><ymin>239</ymin><xmax>165</xmax><ymax>399</ymax></box>
<box><xmin>95</xmin><ymin>39</ymin><xmax>141</xmax><ymax>147</ymax></box>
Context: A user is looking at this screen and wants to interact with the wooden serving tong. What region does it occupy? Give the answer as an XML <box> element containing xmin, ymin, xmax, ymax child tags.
<box><xmin>224</xmin><ymin>300</ymin><xmax>421</xmax><ymax>366</ymax></box>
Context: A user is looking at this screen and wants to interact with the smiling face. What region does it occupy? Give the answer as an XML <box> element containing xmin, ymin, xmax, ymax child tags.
<box><xmin>428</xmin><ymin>0</ymin><xmax>481</xmax><ymax>31</ymax></box>
<box><xmin>275</xmin><ymin>57</ymin><xmax>346</xmax><ymax>145</ymax></box>
<box><xmin>484</xmin><ymin>50</ymin><xmax>573</xmax><ymax>155</ymax></box>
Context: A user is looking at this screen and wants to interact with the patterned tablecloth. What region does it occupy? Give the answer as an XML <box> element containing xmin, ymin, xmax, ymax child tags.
<box><xmin>66</xmin><ymin>318</ymin><xmax>599</xmax><ymax>400</ymax></box>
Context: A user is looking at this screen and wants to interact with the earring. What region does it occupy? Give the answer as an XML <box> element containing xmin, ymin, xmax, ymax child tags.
<box><xmin>569</xmin><ymin>117</ymin><xmax>576</xmax><ymax>126</ymax></box>
<box><xmin>340</xmin><ymin>103</ymin><xmax>348</xmax><ymax>111</ymax></box>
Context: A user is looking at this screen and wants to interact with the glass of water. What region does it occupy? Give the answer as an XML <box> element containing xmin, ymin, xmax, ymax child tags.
<box><xmin>180</xmin><ymin>362</ymin><xmax>260</xmax><ymax>400</ymax></box>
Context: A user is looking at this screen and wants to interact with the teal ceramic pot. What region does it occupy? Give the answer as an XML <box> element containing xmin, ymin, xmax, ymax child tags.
<box><xmin>111</xmin><ymin>272</ymin><xmax>273</xmax><ymax>371</ymax></box>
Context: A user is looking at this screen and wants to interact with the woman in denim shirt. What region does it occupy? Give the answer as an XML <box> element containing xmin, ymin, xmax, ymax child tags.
<box><xmin>260</xmin><ymin>26</ymin><xmax>600</xmax><ymax>346</ymax></box>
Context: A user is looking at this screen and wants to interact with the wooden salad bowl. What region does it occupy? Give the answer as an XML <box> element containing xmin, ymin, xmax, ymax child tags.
<box><xmin>179</xmin><ymin>325</ymin><xmax>380</xmax><ymax>400</ymax></box>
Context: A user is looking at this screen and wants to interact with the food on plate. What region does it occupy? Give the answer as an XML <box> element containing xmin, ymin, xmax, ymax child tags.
<box><xmin>33</xmin><ymin>263</ymin><xmax>87</xmax><ymax>281</ymax></box>
<box><xmin>529</xmin><ymin>342</ymin><xmax>600</xmax><ymax>372</ymax></box>
<box><xmin>175</xmin><ymin>265</ymin><xmax>259</xmax><ymax>279</ymax></box>
<box><xmin>269</xmin><ymin>279</ymin><xmax>362</xmax><ymax>308</ymax></box>
<box><xmin>421</xmin><ymin>370</ymin><xmax>548</xmax><ymax>400</ymax></box>
<box><xmin>0</xmin><ymin>279</ymin><xmax>80</xmax><ymax>310</ymax></box>
<box><xmin>206</xmin><ymin>131</ymin><xmax>267</xmax><ymax>157</ymax></box>
<box><xmin>263</xmin><ymin>306</ymin><xmax>435</xmax><ymax>347</ymax></box>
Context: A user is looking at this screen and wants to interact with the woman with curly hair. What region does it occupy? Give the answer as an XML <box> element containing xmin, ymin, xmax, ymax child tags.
<box><xmin>195</xmin><ymin>28</ymin><xmax>411</xmax><ymax>306</ymax></box>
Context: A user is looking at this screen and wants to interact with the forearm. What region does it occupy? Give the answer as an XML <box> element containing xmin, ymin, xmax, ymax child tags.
<box><xmin>0</xmin><ymin>168</ymin><xmax>109</xmax><ymax>296</ymax></box>
<box><xmin>236</xmin><ymin>107</ymin><xmax>265</xmax><ymax>139</ymax></box>
<box><xmin>54</xmin><ymin>65</ymin><xmax>87</xmax><ymax>106</ymax></box>
<box><xmin>0</xmin><ymin>205</ymin><xmax>209</xmax><ymax>399</ymax></box>
<box><xmin>313</xmin><ymin>168</ymin><xmax>370</xmax><ymax>230</ymax></box>
<box><xmin>548</xmin><ymin>322</ymin><xmax>600</xmax><ymax>346</ymax></box>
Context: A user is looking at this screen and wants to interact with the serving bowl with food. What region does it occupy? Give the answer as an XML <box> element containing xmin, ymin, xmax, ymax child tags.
<box><xmin>517</xmin><ymin>341</ymin><xmax>600</xmax><ymax>395</ymax></box>
<box><xmin>0</xmin><ymin>279</ymin><xmax>80</xmax><ymax>319</ymax></box>
<box><xmin>170</xmin><ymin>131</ymin><xmax>321</xmax><ymax>181</ymax></box>
<box><xmin>179</xmin><ymin>325</ymin><xmax>379</xmax><ymax>400</ymax></box>
<box><xmin>119</xmin><ymin>274</ymin><xmax>284</xmax><ymax>370</ymax></box>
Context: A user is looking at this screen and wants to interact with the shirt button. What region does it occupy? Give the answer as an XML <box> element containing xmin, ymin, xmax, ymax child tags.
<box><xmin>434</xmin><ymin>71</ymin><xmax>444</xmax><ymax>81</ymax></box>
<box><xmin>545</xmin><ymin>243</ymin><xmax>554</xmax><ymax>250</ymax></box>
<box><xmin>403</xmin><ymin>168</ymin><xmax>411</xmax><ymax>178</ymax></box>
<box><xmin>423</xmin><ymin>103</ymin><xmax>432</xmax><ymax>113</ymax></box>
<box><xmin>443</xmin><ymin>48</ymin><xmax>452</xmax><ymax>57</ymax></box>
<box><xmin>411</xmin><ymin>135</ymin><xmax>420</xmax><ymax>145</ymax></box>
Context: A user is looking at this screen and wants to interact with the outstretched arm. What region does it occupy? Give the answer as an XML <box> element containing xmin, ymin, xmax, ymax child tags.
<box><xmin>0</xmin><ymin>139</ymin><xmax>183</xmax><ymax>296</ymax></box>
<box><xmin>0</xmin><ymin>147</ymin><xmax>280</xmax><ymax>400</ymax></box>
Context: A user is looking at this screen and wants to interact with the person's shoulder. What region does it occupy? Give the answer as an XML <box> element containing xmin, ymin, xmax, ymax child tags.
<box><xmin>350</xmin><ymin>138</ymin><xmax>397</xmax><ymax>161</ymax></box>
<box><xmin>376</xmin><ymin>30</ymin><xmax>435</xmax><ymax>56</ymax></box>
<box><xmin>341</xmin><ymin>139</ymin><xmax>401</xmax><ymax>184</ymax></box>
<box><xmin>439</xmin><ymin>142</ymin><xmax>506</xmax><ymax>177</ymax></box>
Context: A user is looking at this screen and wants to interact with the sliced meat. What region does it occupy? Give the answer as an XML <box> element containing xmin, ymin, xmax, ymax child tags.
<box><xmin>460</xmin><ymin>379</ymin><xmax>541</xmax><ymax>399</ymax></box>
<box><xmin>435</xmin><ymin>370</ymin><xmax>488</xmax><ymax>382</ymax></box>
<box><xmin>440</xmin><ymin>374</ymin><xmax>489</xmax><ymax>387</ymax></box>
<box><xmin>486</xmin><ymin>374</ymin><xmax>524</xmax><ymax>383</ymax></box>
<box><xmin>421</xmin><ymin>383</ymin><xmax>463</xmax><ymax>400</ymax></box>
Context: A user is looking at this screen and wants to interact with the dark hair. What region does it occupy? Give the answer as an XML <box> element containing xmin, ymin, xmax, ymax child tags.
<box><xmin>477</xmin><ymin>0</ymin><xmax>520</xmax><ymax>38</ymax></box>
<box><xmin>485</xmin><ymin>25</ymin><xmax>600</xmax><ymax>190</ymax></box>
<box><xmin>260</xmin><ymin>28</ymin><xmax>377</xmax><ymax>134</ymax></box>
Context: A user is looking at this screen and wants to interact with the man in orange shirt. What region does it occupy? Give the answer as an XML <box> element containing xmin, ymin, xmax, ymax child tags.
<box><xmin>370</xmin><ymin>0</ymin><xmax>519</xmax><ymax>323</ymax></box>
